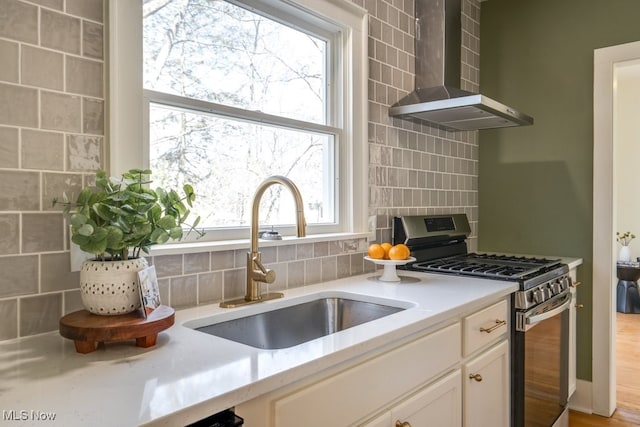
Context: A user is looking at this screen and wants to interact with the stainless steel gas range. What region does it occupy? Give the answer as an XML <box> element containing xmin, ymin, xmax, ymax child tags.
<box><xmin>393</xmin><ymin>214</ymin><xmax>572</xmax><ymax>427</ymax></box>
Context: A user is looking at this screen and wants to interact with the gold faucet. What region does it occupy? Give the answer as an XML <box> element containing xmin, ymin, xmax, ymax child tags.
<box><xmin>220</xmin><ymin>176</ymin><xmax>306</xmax><ymax>308</ymax></box>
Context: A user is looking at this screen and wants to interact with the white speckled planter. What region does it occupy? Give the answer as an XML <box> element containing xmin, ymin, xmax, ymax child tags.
<box><xmin>79</xmin><ymin>258</ymin><xmax>148</xmax><ymax>315</ymax></box>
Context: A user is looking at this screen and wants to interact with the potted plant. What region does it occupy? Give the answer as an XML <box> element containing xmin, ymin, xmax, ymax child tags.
<box><xmin>55</xmin><ymin>169</ymin><xmax>202</xmax><ymax>315</ymax></box>
<box><xmin>616</xmin><ymin>231</ymin><xmax>636</xmax><ymax>262</ymax></box>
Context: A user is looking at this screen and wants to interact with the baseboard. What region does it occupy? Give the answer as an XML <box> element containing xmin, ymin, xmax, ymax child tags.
<box><xmin>568</xmin><ymin>379</ymin><xmax>593</xmax><ymax>414</ymax></box>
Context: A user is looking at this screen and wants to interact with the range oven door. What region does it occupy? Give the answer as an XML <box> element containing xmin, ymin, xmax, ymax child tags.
<box><xmin>512</xmin><ymin>292</ymin><xmax>570</xmax><ymax>427</ymax></box>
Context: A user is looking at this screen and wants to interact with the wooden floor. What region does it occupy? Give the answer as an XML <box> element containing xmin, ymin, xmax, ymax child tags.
<box><xmin>569</xmin><ymin>313</ymin><xmax>640</xmax><ymax>426</ymax></box>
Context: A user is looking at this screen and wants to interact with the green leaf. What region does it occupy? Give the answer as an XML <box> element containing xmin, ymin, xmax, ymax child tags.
<box><xmin>70</xmin><ymin>213</ymin><xmax>87</xmax><ymax>227</ymax></box>
<box><xmin>132</xmin><ymin>223</ymin><xmax>152</xmax><ymax>237</ymax></box>
<box><xmin>116</xmin><ymin>217</ymin><xmax>131</xmax><ymax>233</ymax></box>
<box><xmin>76</xmin><ymin>187</ymin><xmax>93</xmax><ymax>206</ymax></box>
<box><xmin>167</xmin><ymin>189</ymin><xmax>181</xmax><ymax>203</ymax></box>
<box><xmin>127</xmin><ymin>191</ymin><xmax>156</xmax><ymax>201</ymax></box>
<box><xmin>81</xmin><ymin>237</ymin><xmax>108</xmax><ymax>254</ymax></box>
<box><xmin>119</xmin><ymin>204</ymin><xmax>137</xmax><ymax>214</ymax></box>
<box><xmin>110</xmin><ymin>192</ymin><xmax>130</xmax><ymax>202</ymax></box>
<box><xmin>90</xmin><ymin>227</ymin><xmax>108</xmax><ymax>241</ymax></box>
<box><xmin>157</xmin><ymin>215</ymin><xmax>176</xmax><ymax>230</ymax></box>
<box><xmin>183</xmin><ymin>184</ymin><xmax>196</xmax><ymax>207</ymax></box>
<box><xmin>137</xmin><ymin>202</ymin><xmax>156</xmax><ymax>215</ymax></box>
<box><xmin>155</xmin><ymin>187</ymin><xmax>167</xmax><ymax>202</ymax></box>
<box><xmin>105</xmin><ymin>226</ymin><xmax>124</xmax><ymax>248</ymax></box>
<box><xmin>92</xmin><ymin>203</ymin><xmax>113</xmax><ymax>221</ymax></box>
<box><xmin>179</xmin><ymin>209</ymin><xmax>191</xmax><ymax>224</ymax></box>
<box><xmin>149</xmin><ymin>228</ymin><xmax>169</xmax><ymax>244</ymax></box>
<box><xmin>148</xmin><ymin>204</ymin><xmax>162</xmax><ymax>222</ymax></box>
<box><xmin>109</xmin><ymin>206</ymin><xmax>131</xmax><ymax>216</ymax></box>
<box><xmin>169</xmin><ymin>226</ymin><xmax>183</xmax><ymax>239</ymax></box>
<box><xmin>77</xmin><ymin>223</ymin><xmax>94</xmax><ymax>236</ymax></box>
<box><xmin>173</xmin><ymin>200</ymin><xmax>187</xmax><ymax>215</ymax></box>
<box><xmin>138</xmin><ymin>244</ymin><xmax>151</xmax><ymax>255</ymax></box>
<box><xmin>71</xmin><ymin>234</ymin><xmax>90</xmax><ymax>246</ymax></box>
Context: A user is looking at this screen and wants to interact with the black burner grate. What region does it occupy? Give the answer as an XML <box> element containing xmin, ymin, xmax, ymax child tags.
<box><xmin>411</xmin><ymin>253</ymin><xmax>562</xmax><ymax>281</ymax></box>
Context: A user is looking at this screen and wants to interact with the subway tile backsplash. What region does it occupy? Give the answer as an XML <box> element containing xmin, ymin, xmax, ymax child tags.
<box><xmin>0</xmin><ymin>0</ymin><xmax>481</xmax><ymax>342</ymax></box>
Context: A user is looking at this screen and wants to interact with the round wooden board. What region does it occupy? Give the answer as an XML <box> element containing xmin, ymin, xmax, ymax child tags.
<box><xmin>59</xmin><ymin>305</ymin><xmax>175</xmax><ymax>354</ymax></box>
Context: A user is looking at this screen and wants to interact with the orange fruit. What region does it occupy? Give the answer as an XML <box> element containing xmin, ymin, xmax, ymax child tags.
<box><xmin>367</xmin><ymin>243</ymin><xmax>385</xmax><ymax>259</ymax></box>
<box><xmin>389</xmin><ymin>244</ymin><xmax>410</xmax><ymax>260</ymax></box>
<box><xmin>380</xmin><ymin>242</ymin><xmax>392</xmax><ymax>259</ymax></box>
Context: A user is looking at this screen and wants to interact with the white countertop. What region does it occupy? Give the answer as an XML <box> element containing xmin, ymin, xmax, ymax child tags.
<box><xmin>0</xmin><ymin>256</ymin><xmax>582</xmax><ymax>427</ymax></box>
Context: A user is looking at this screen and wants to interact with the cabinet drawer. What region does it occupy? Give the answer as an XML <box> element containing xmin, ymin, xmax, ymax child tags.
<box><xmin>273</xmin><ymin>322</ymin><xmax>461</xmax><ymax>427</ymax></box>
<box><xmin>463</xmin><ymin>300</ymin><xmax>508</xmax><ymax>356</ymax></box>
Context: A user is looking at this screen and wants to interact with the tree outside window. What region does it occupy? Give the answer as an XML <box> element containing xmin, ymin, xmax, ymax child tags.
<box><xmin>143</xmin><ymin>0</ymin><xmax>336</xmax><ymax>230</ymax></box>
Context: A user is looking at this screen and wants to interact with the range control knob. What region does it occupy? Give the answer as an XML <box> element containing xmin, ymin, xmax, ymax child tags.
<box><xmin>560</xmin><ymin>276</ymin><xmax>571</xmax><ymax>289</ymax></box>
<box><xmin>543</xmin><ymin>285</ymin><xmax>553</xmax><ymax>299</ymax></box>
<box><xmin>533</xmin><ymin>288</ymin><xmax>544</xmax><ymax>304</ymax></box>
<box><xmin>552</xmin><ymin>281</ymin><xmax>561</xmax><ymax>294</ymax></box>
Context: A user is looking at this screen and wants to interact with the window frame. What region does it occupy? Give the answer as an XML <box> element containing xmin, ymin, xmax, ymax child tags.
<box><xmin>108</xmin><ymin>0</ymin><xmax>369</xmax><ymax>247</ymax></box>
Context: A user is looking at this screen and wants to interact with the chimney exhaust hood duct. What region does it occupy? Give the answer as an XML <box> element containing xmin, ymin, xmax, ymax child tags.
<box><xmin>389</xmin><ymin>0</ymin><xmax>533</xmax><ymax>131</ymax></box>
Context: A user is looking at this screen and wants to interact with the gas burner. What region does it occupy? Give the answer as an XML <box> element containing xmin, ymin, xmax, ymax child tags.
<box><xmin>412</xmin><ymin>253</ymin><xmax>562</xmax><ymax>281</ymax></box>
<box><xmin>465</xmin><ymin>253</ymin><xmax>560</xmax><ymax>265</ymax></box>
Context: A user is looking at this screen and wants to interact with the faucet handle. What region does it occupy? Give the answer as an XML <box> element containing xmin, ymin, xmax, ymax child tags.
<box><xmin>252</xmin><ymin>256</ymin><xmax>276</xmax><ymax>284</ymax></box>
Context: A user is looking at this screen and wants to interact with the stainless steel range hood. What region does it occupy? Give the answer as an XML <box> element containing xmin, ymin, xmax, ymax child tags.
<box><xmin>389</xmin><ymin>0</ymin><xmax>533</xmax><ymax>131</ymax></box>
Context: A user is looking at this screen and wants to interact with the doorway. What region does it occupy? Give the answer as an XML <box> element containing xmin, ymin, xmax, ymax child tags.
<box><xmin>613</xmin><ymin>58</ymin><xmax>640</xmax><ymax>417</ymax></box>
<box><xmin>593</xmin><ymin>40</ymin><xmax>640</xmax><ymax>416</ymax></box>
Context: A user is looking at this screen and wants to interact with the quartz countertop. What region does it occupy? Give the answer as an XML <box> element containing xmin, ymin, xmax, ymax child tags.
<box><xmin>0</xmin><ymin>256</ymin><xmax>582</xmax><ymax>427</ymax></box>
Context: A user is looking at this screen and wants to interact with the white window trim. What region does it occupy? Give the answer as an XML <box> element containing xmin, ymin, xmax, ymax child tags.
<box><xmin>107</xmin><ymin>0</ymin><xmax>370</xmax><ymax>253</ymax></box>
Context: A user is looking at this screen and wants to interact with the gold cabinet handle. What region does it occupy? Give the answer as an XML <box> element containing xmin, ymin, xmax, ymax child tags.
<box><xmin>572</xmin><ymin>281</ymin><xmax>582</xmax><ymax>287</ymax></box>
<box><xmin>469</xmin><ymin>373</ymin><xmax>483</xmax><ymax>382</ymax></box>
<box><xmin>479</xmin><ymin>319</ymin><xmax>507</xmax><ymax>333</ymax></box>
<box><xmin>395</xmin><ymin>421</ymin><xmax>411</xmax><ymax>427</ymax></box>
<box><xmin>576</xmin><ymin>303</ymin><xmax>584</xmax><ymax>309</ymax></box>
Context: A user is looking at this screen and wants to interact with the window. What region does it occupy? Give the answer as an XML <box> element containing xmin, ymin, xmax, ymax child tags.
<box><xmin>109</xmin><ymin>0</ymin><xmax>368</xmax><ymax>243</ymax></box>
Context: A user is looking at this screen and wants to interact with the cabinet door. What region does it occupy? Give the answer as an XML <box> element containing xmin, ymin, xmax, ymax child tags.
<box><xmin>463</xmin><ymin>340</ymin><xmax>509</xmax><ymax>427</ymax></box>
<box><xmin>360</xmin><ymin>411</ymin><xmax>391</xmax><ymax>427</ymax></box>
<box><xmin>389</xmin><ymin>370</ymin><xmax>462</xmax><ymax>427</ymax></box>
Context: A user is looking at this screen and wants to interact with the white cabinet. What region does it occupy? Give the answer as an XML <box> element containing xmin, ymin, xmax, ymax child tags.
<box><xmin>363</xmin><ymin>370</ymin><xmax>462</xmax><ymax>427</ymax></box>
<box><xmin>461</xmin><ymin>299</ymin><xmax>509</xmax><ymax>427</ymax></box>
<box><xmin>237</xmin><ymin>298</ymin><xmax>511</xmax><ymax>427</ymax></box>
<box><xmin>463</xmin><ymin>340</ymin><xmax>509</xmax><ymax>427</ymax></box>
<box><xmin>239</xmin><ymin>322</ymin><xmax>461</xmax><ymax>427</ymax></box>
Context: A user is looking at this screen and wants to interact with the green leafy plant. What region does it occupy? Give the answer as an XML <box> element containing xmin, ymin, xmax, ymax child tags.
<box><xmin>54</xmin><ymin>169</ymin><xmax>203</xmax><ymax>261</ymax></box>
<box><xmin>616</xmin><ymin>231</ymin><xmax>636</xmax><ymax>246</ymax></box>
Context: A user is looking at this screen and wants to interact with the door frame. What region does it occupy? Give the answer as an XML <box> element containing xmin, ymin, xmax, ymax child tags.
<box><xmin>592</xmin><ymin>39</ymin><xmax>640</xmax><ymax>416</ymax></box>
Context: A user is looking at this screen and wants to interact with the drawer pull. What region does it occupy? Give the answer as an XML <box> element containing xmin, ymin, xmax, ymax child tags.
<box><xmin>479</xmin><ymin>319</ymin><xmax>507</xmax><ymax>333</ymax></box>
<box><xmin>469</xmin><ymin>373</ymin><xmax>483</xmax><ymax>382</ymax></box>
<box><xmin>395</xmin><ymin>421</ymin><xmax>411</xmax><ymax>427</ymax></box>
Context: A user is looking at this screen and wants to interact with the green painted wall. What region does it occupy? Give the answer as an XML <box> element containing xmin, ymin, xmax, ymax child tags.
<box><xmin>478</xmin><ymin>0</ymin><xmax>640</xmax><ymax>382</ymax></box>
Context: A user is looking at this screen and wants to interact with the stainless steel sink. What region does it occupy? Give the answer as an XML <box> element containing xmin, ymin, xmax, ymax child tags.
<box><xmin>191</xmin><ymin>296</ymin><xmax>406</xmax><ymax>349</ymax></box>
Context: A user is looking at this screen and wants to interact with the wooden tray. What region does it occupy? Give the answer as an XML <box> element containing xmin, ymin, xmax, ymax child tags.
<box><xmin>59</xmin><ymin>305</ymin><xmax>175</xmax><ymax>354</ymax></box>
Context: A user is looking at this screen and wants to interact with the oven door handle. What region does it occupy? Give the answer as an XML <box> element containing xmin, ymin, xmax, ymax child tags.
<box><xmin>525</xmin><ymin>293</ymin><xmax>571</xmax><ymax>326</ymax></box>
